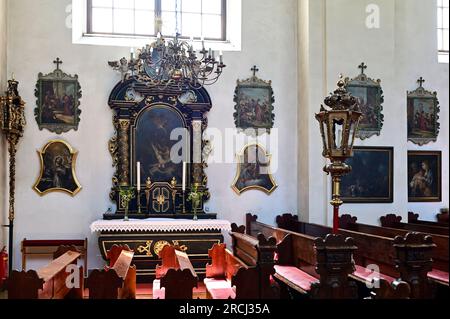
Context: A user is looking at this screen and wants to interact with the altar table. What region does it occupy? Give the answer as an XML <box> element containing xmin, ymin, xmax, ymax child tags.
<box><xmin>90</xmin><ymin>218</ymin><xmax>231</xmax><ymax>282</ymax></box>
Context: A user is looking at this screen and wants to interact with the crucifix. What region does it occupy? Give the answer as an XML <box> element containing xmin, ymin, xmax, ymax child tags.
<box><xmin>417</xmin><ymin>77</ymin><xmax>425</xmax><ymax>87</ymax></box>
<box><xmin>53</xmin><ymin>57</ymin><xmax>63</xmax><ymax>70</ymax></box>
<box><xmin>251</xmin><ymin>65</ymin><xmax>259</xmax><ymax>77</ymax></box>
<box><xmin>358</xmin><ymin>62</ymin><xmax>367</xmax><ymax>74</ymax></box>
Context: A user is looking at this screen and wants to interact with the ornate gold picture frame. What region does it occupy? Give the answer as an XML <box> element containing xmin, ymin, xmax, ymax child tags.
<box><xmin>232</xmin><ymin>143</ymin><xmax>277</xmax><ymax>195</ymax></box>
<box><xmin>33</xmin><ymin>140</ymin><xmax>82</xmax><ymax>196</ymax></box>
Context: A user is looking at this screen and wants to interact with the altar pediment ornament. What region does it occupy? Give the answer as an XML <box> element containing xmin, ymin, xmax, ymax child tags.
<box><xmin>34</xmin><ymin>58</ymin><xmax>82</xmax><ymax>134</ymax></box>
<box><xmin>407</xmin><ymin>77</ymin><xmax>440</xmax><ymax>146</ymax></box>
<box><xmin>234</xmin><ymin>66</ymin><xmax>275</xmax><ymax>135</ymax></box>
<box><xmin>344</xmin><ymin>63</ymin><xmax>384</xmax><ymax>140</ymax></box>
<box><xmin>232</xmin><ymin>143</ymin><xmax>277</xmax><ymax>195</ymax></box>
<box><xmin>33</xmin><ymin>140</ymin><xmax>82</xmax><ymax>196</ymax></box>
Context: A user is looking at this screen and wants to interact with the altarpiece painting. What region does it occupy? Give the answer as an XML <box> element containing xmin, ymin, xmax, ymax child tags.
<box><xmin>107</xmin><ymin>80</ymin><xmax>213</xmax><ymax>219</ymax></box>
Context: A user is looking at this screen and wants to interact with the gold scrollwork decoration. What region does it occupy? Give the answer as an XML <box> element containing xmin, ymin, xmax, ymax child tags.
<box><xmin>137</xmin><ymin>240</ymin><xmax>154</xmax><ymax>256</ymax></box>
<box><xmin>153</xmin><ymin>240</ymin><xmax>170</xmax><ymax>256</ymax></box>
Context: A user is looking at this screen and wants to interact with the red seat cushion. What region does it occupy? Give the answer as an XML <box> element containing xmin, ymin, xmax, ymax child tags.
<box><xmin>428</xmin><ymin>269</ymin><xmax>449</xmax><ymax>284</ymax></box>
<box><xmin>353</xmin><ymin>265</ymin><xmax>396</xmax><ymax>284</ymax></box>
<box><xmin>274</xmin><ymin>265</ymin><xmax>317</xmax><ymax>292</ymax></box>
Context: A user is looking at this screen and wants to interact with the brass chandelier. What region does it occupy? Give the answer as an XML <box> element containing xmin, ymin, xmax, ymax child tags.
<box><xmin>132</xmin><ymin>33</ymin><xmax>226</xmax><ymax>88</ymax></box>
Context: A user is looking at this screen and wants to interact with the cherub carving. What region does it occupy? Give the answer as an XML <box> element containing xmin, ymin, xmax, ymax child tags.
<box><xmin>108</xmin><ymin>57</ymin><xmax>130</xmax><ymax>82</ymax></box>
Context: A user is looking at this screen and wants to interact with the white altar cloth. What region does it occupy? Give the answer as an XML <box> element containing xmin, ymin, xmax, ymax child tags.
<box><xmin>90</xmin><ymin>218</ymin><xmax>232</xmax><ymax>233</ymax></box>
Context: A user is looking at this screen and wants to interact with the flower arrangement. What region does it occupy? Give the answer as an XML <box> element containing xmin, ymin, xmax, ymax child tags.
<box><xmin>119</xmin><ymin>186</ymin><xmax>135</xmax><ymax>221</ymax></box>
<box><xmin>187</xmin><ymin>184</ymin><xmax>204</xmax><ymax>221</ymax></box>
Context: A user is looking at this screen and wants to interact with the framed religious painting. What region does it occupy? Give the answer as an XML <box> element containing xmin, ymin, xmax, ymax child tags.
<box><xmin>34</xmin><ymin>58</ymin><xmax>82</xmax><ymax>134</ymax></box>
<box><xmin>33</xmin><ymin>140</ymin><xmax>82</xmax><ymax>196</ymax></box>
<box><xmin>408</xmin><ymin>151</ymin><xmax>441</xmax><ymax>202</ymax></box>
<box><xmin>232</xmin><ymin>143</ymin><xmax>277</xmax><ymax>195</ymax></box>
<box><xmin>234</xmin><ymin>66</ymin><xmax>275</xmax><ymax>135</ymax></box>
<box><xmin>407</xmin><ymin>77</ymin><xmax>440</xmax><ymax>145</ymax></box>
<box><xmin>344</xmin><ymin>63</ymin><xmax>384</xmax><ymax>139</ymax></box>
<box><xmin>341</xmin><ymin>146</ymin><xmax>394</xmax><ymax>203</ymax></box>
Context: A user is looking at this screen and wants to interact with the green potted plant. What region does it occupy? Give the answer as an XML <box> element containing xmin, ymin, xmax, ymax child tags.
<box><xmin>119</xmin><ymin>186</ymin><xmax>135</xmax><ymax>221</ymax></box>
<box><xmin>187</xmin><ymin>184</ymin><xmax>204</xmax><ymax>221</ymax></box>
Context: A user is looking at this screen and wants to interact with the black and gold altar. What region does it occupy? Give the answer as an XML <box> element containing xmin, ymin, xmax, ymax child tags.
<box><xmin>106</xmin><ymin>72</ymin><xmax>214</xmax><ymax>220</ymax></box>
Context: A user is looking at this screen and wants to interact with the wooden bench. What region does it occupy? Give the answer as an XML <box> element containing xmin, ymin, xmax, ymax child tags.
<box><xmin>340</xmin><ymin>214</ymin><xmax>449</xmax><ymax>288</ymax></box>
<box><xmin>21</xmin><ymin>238</ymin><xmax>88</xmax><ymax>276</ymax></box>
<box><xmin>274</xmin><ymin>214</ymin><xmax>436</xmax><ymax>299</ymax></box>
<box><xmin>152</xmin><ymin>245</ymin><xmax>198</xmax><ymax>299</ymax></box>
<box><xmin>8</xmin><ymin>247</ymin><xmax>83</xmax><ymax>299</ymax></box>
<box><xmin>204</xmin><ymin>243</ymin><xmax>260</xmax><ymax>299</ymax></box>
<box><xmin>86</xmin><ymin>244</ymin><xmax>136</xmax><ymax>299</ymax></box>
<box><xmin>409</xmin><ymin>212</ymin><xmax>449</xmax><ymax>228</ymax></box>
<box><xmin>381</xmin><ymin>214</ymin><xmax>449</xmax><ymax>236</ymax></box>
<box><xmin>230</xmin><ymin>224</ymin><xmax>279</xmax><ymax>299</ymax></box>
<box><xmin>246</xmin><ymin>214</ymin><xmax>360</xmax><ymax>299</ymax></box>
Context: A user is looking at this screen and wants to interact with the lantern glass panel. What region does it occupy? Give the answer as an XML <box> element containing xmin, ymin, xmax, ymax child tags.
<box><xmin>349</xmin><ymin>120</ymin><xmax>357</xmax><ymax>150</ymax></box>
<box><xmin>322</xmin><ymin>120</ymin><xmax>330</xmax><ymax>153</ymax></box>
<box><xmin>333</xmin><ymin>118</ymin><xmax>345</xmax><ymax>150</ymax></box>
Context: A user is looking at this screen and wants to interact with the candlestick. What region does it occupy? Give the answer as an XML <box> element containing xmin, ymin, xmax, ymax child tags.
<box><xmin>171</xmin><ymin>177</ymin><xmax>177</xmax><ymax>213</ymax></box>
<box><xmin>130</xmin><ymin>48</ymin><xmax>135</xmax><ymax>60</ymax></box>
<box><xmin>182</xmin><ymin>190</ymin><xmax>187</xmax><ymax>214</ymax></box>
<box><xmin>137</xmin><ymin>189</ymin><xmax>142</xmax><ymax>214</ymax></box>
<box><xmin>137</xmin><ymin>162</ymin><xmax>141</xmax><ymax>191</ymax></box>
<box><xmin>145</xmin><ymin>177</ymin><xmax>152</xmax><ymax>212</ymax></box>
<box><xmin>219</xmin><ymin>51</ymin><xmax>223</xmax><ymax>64</ymax></box>
<box><xmin>182</xmin><ymin>161</ymin><xmax>186</xmax><ymax>192</ymax></box>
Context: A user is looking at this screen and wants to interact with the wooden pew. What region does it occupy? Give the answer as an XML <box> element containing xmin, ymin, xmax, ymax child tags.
<box><xmin>230</xmin><ymin>224</ymin><xmax>279</xmax><ymax>299</ymax></box>
<box><xmin>21</xmin><ymin>238</ymin><xmax>88</xmax><ymax>276</ymax></box>
<box><xmin>274</xmin><ymin>214</ymin><xmax>435</xmax><ymax>299</ymax></box>
<box><xmin>204</xmin><ymin>243</ymin><xmax>258</xmax><ymax>299</ymax></box>
<box><xmin>246</xmin><ymin>214</ymin><xmax>361</xmax><ymax>299</ymax></box>
<box><xmin>86</xmin><ymin>244</ymin><xmax>136</xmax><ymax>299</ymax></box>
<box><xmin>381</xmin><ymin>214</ymin><xmax>449</xmax><ymax>236</ymax></box>
<box><xmin>408</xmin><ymin>212</ymin><xmax>449</xmax><ymax>228</ymax></box>
<box><xmin>340</xmin><ymin>214</ymin><xmax>449</xmax><ymax>288</ymax></box>
<box><xmin>203</xmin><ymin>223</ymin><xmax>278</xmax><ymax>300</ymax></box>
<box><xmin>8</xmin><ymin>248</ymin><xmax>83</xmax><ymax>299</ymax></box>
<box><xmin>152</xmin><ymin>245</ymin><xmax>198</xmax><ymax>299</ymax></box>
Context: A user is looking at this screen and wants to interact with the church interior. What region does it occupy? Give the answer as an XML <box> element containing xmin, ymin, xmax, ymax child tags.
<box><xmin>0</xmin><ymin>0</ymin><xmax>449</xmax><ymax>302</ymax></box>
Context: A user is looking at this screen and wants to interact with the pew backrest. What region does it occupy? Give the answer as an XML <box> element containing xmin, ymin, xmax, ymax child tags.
<box><xmin>381</xmin><ymin>214</ymin><xmax>449</xmax><ymax>236</ymax></box>
<box><xmin>341</xmin><ymin>214</ymin><xmax>449</xmax><ymax>272</ymax></box>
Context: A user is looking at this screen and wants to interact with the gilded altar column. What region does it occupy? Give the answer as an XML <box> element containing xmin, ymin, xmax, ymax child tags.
<box><xmin>118</xmin><ymin>119</ymin><xmax>130</xmax><ymax>186</ymax></box>
<box><xmin>192</xmin><ymin>120</ymin><xmax>203</xmax><ymax>185</ymax></box>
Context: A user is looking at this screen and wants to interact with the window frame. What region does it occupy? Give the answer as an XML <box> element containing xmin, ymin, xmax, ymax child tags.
<box><xmin>86</xmin><ymin>0</ymin><xmax>227</xmax><ymax>42</ymax></box>
<box><xmin>437</xmin><ymin>0</ymin><xmax>449</xmax><ymax>63</ymax></box>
